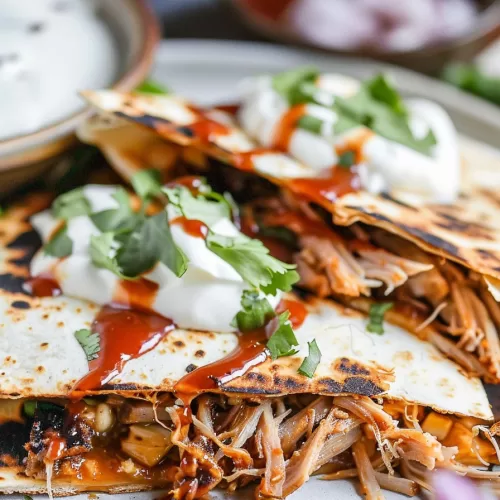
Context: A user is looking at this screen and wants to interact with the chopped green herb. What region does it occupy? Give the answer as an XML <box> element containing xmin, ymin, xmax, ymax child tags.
<box><xmin>366</xmin><ymin>74</ymin><xmax>407</xmax><ymax>115</ymax></box>
<box><xmin>136</xmin><ymin>79</ymin><xmax>170</xmax><ymax>95</ymax></box>
<box><xmin>52</xmin><ymin>187</ymin><xmax>92</xmax><ymax>220</ymax></box>
<box><xmin>75</xmin><ymin>328</ymin><xmax>100</xmax><ymax>361</ymax></box>
<box><xmin>267</xmin><ymin>311</ymin><xmax>299</xmax><ymax>359</ymax></box>
<box><xmin>131</xmin><ymin>168</ymin><xmax>163</xmax><ymax>202</ymax></box>
<box><xmin>23</xmin><ymin>401</ymin><xmax>37</xmax><ymax>417</ymax></box>
<box><xmin>91</xmin><ymin>187</ymin><xmax>138</xmax><ymax>233</ymax></box>
<box><xmin>298</xmin><ymin>339</ymin><xmax>322</xmax><ymax>378</ymax></box>
<box><xmin>297</xmin><ymin>115</ymin><xmax>324</xmax><ymax>135</ymax></box>
<box><xmin>337</xmin><ymin>150</ymin><xmax>356</xmax><ymax>168</ymax></box>
<box><xmin>44</xmin><ymin>225</ymin><xmax>72</xmax><ymax>258</ymax></box>
<box><xmin>116</xmin><ymin>211</ymin><xmax>188</xmax><ymax>278</ymax></box>
<box><xmin>336</xmin><ymin>76</ymin><xmax>437</xmax><ymax>155</ymax></box>
<box><xmin>206</xmin><ymin>233</ymin><xmax>299</xmax><ymax>295</ymax></box>
<box><xmin>443</xmin><ymin>63</ymin><xmax>500</xmax><ymax>106</ymax></box>
<box><xmin>89</xmin><ymin>232</ymin><xmax>126</xmax><ymax>278</ymax></box>
<box><xmin>272</xmin><ymin>66</ymin><xmax>319</xmax><ymax>105</ymax></box>
<box><xmin>366</xmin><ymin>302</ymin><xmax>394</xmax><ymax>335</ymax></box>
<box><xmin>164</xmin><ymin>184</ymin><xmax>231</xmax><ymax>226</ymax></box>
<box><xmin>83</xmin><ymin>397</ymin><xmax>99</xmax><ymax>406</ymax></box>
<box><xmin>23</xmin><ymin>495</ymin><xmax>33</xmax><ymax>500</ymax></box>
<box><xmin>233</xmin><ymin>290</ymin><xmax>276</xmax><ymax>331</ymax></box>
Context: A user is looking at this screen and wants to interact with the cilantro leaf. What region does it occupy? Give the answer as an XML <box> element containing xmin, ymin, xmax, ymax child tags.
<box><xmin>272</xmin><ymin>67</ymin><xmax>319</xmax><ymax>104</ymax></box>
<box><xmin>131</xmin><ymin>169</ymin><xmax>163</xmax><ymax>201</ymax></box>
<box><xmin>206</xmin><ymin>233</ymin><xmax>299</xmax><ymax>295</ymax></box>
<box><xmin>164</xmin><ymin>185</ymin><xmax>231</xmax><ymax>226</ymax></box>
<box><xmin>366</xmin><ymin>302</ymin><xmax>393</xmax><ymax>335</ymax></box>
<box><xmin>90</xmin><ymin>232</ymin><xmax>126</xmax><ymax>278</ymax></box>
<box><xmin>335</xmin><ymin>76</ymin><xmax>436</xmax><ymax>155</ymax></box>
<box><xmin>267</xmin><ymin>311</ymin><xmax>299</xmax><ymax>359</ymax></box>
<box><xmin>366</xmin><ymin>74</ymin><xmax>407</xmax><ymax>115</ymax></box>
<box><xmin>44</xmin><ymin>226</ymin><xmax>72</xmax><ymax>257</ymax></box>
<box><xmin>297</xmin><ymin>115</ymin><xmax>323</xmax><ymax>135</ymax></box>
<box><xmin>233</xmin><ymin>290</ymin><xmax>276</xmax><ymax>331</ymax></box>
<box><xmin>136</xmin><ymin>79</ymin><xmax>170</xmax><ymax>95</ymax></box>
<box><xmin>298</xmin><ymin>339</ymin><xmax>321</xmax><ymax>378</ymax></box>
<box><xmin>338</xmin><ymin>150</ymin><xmax>355</xmax><ymax>168</ymax></box>
<box><xmin>52</xmin><ymin>187</ymin><xmax>91</xmax><ymax>220</ymax></box>
<box><xmin>91</xmin><ymin>187</ymin><xmax>138</xmax><ymax>233</ymax></box>
<box><xmin>117</xmin><ymin>211</ymin><xmax>188</xmax><ymax>278</ymax></box>
<box><xmin>75</xmin><ymin>328</ymin><xmax>100</xmax><ymax>361</ymax></box>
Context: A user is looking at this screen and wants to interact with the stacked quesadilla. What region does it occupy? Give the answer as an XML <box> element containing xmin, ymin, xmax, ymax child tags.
<box><xmin>0</xmin><ymin>70</ymin><xmax>499</xmax><ymax>500</ymax></box>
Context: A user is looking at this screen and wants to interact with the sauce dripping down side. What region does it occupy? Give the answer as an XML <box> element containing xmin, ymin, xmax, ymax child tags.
<box><xmin>188</xmin><ymin>118</ymin><xmax>231</xmax><ymax>144</ymax></box>
<box><xmin>171</xmin><ymin>216</ymin><xmax>208</xmax><ymax>239</ymax></box>
<box><xmin>74</xmin><ymin>306</ymin><xmax>175</xmax><ymax>391</ymax></box>
<box><xmin>272</xmin><ymin>104</ymin><xmax>307</xmax><ymax>151</ymax></box>
<box><xmin>174</xmin><ymin>298</ymin><xmax>308</xmax><ymax>395</ymax></box>
<box><xmin>24</xmin><ymin>273</ymin><xmax>62</xmax><ymax>297</ymax></box>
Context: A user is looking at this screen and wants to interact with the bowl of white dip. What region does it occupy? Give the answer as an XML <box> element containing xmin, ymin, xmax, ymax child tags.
<box><xmin>0</xmin><ymin>0</ymin><xmax>159</xmax><ymax>193</ymax></box>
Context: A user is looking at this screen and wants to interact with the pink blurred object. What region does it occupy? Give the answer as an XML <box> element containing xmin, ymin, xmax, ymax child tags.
<box><xmin>233</xmin><ymin>0</ymin><xmax>500</xmax><ymax>74</ymax></box>
<box><xmin>432</xmin><ymin>469</ymin><xmax>495</xmax><ymax>500</ymax></box>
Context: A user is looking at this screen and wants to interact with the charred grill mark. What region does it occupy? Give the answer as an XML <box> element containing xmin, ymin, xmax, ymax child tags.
<box><xmin>177</xmin><ymin>126</ymin><xmax>195</xmax><ymax>138</ymax></box>
<box><xmin>6</xmin><ymin>229</ymin><xmax>41</xmax><ymax>252</ymax></box>
<box><xmin>0</xmin><ymin>274</ymin><xmax>28</xmax><ymax>295</ymax></box>
<box><xmin>186</xmin><ymin>364</ymin><xmax>197</xmax><ymax>373</ymax></box>
<box><xmin>335</xmin><ymin>357</ymin><xmax>370</xmax><ymax>376</ymax></box>
<box><xmin>0</xmin><ymin>422</ymin><xmax>30</xmax><ymax>465</ymax></box>
<box><xmin>380</xmin><ymin>194</ymin><xmax>417</xmax><ymax>210</ymax></box>
<box><xmin>115</xmin><ymin>112</ymin><xmax>169</xmax><ymax>130</ymax></box>
<box><xmin>195</xmin><ymin>350</ymin><xmax>205</xmax><ymax>358</ymax></box>
<box><xmin>341</xmin><ymin>377</ymin><xmax>385</xmax><ymax>396</ymax></box>
<box><xmin>436</xmin><ymin>217</ymin><xmax>493</xmax><ymax>240</ymax></box>
<box><xmin>399</xmin><ymin>224</ymin><xmax>460</xmax><ymax>257</ymax></box>
<box><xmin>11</xmin><ymin>300</ymin><xmax>30</xmax><ymax>309</ymax></box>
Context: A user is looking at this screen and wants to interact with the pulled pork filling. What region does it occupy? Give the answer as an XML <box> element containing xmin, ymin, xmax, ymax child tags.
<box><xmin>0</xmin><ymin>395</ymin><xmax>498</xmax><ymax>499</ymax></box>
<box><xmin>245</xmin><ymin>194</ymin><xmax>500</xmax><ymax>382</ymax></box>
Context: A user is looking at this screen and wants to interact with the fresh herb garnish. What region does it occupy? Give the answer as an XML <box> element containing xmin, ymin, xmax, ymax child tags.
<box><xmin>337</xmin><ymin>150</ymin><xmax>356</xmax><ymax>168</ymax></box>
<box><xmin>75</xmin><ymin>328</ymin><xmax>100</xmax><ymax>361</ymax></box>
<box><xmin>164</xmin><ymin>184</ymin><xmax>232</xmax><ymax>226</ymax></box>
<box><xmin>89</xmin><ymin>233</ymin><xmax>126</xmax><ymax>278</ymax></box>
<box><xmin>267</xmin><ymin>311</ymin><xmax>299</xmax><ymax>359</ymax></box>
<box><xmin>298</xmin><ymin>339</ymin><xmax>322</xmax><ymax>378</ymax></box>
<box><xmin>335</xmin><ymin>76</ymin><xmax>437</xmax><ymax>155</ymax></box>
<box><xmin>206</xmin><ymin>233</ymin><xmax>299</xmax><ymax>296</ymax></box>
<box><xmin>91</xmin><ymin>187</ymin><xmax>138</xmax><ymax>233</ymax></box>
<box><xmin>23</xmin><ymin>401</ymin><xmax>63</xmax><ymax>417</ymax></box>
<box><xmin>131</xmin><ymin>168</ymin><xmax>163</xmax><ymax>202</ymax></box>
<box><xmin>23</xmin><ymin>495</ymin><xmax>33</xmax><ymax>500</ymax></box>
<box><xmin>116</xmin><ymin>211</ymin><xmax>188</xmax><ymax>278</ymax></box>
<box><xmin>44</xmin><ymin>225</ymin><xmax>72</xmax><ymax>257</ymax></box>
<box><xmin>297</xmin><ymin>115</ymin><xmax>324</xmax><ymax>135</ymax></box>
<box><xmin>52</xmin><ymin>187</ymin><xmax>92</xmax><ymax>220</ymax></box>
<box><xmin>366</xmin><ymin>302</ymin><xmax>393</xmax><ymax>335</ymax></box>
<box><xmin>136</xmin><ymin>79</ymin><xmax>170</xmax><ymax>95</ymax></box>
<box><xmin>272</xmin><ymin>66</ymin><xmax>319</xmax><ymax>105</ymax></box>
<box><xmin>443</xmin><ymin>63</ymin><xmax>500</xmax><ymax>106</ymax></box>
<box><xmin>232</xmin><ymin>290</ymin><xmax>276</xmax><ymax>331</ymax></box>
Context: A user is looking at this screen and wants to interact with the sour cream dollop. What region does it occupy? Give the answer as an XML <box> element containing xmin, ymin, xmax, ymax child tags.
<box><xmin>238</xmin><ymin>73</ymin><xmax>460</xmax><ymax>204</ymax></box>
<box><xmin>30</xmin><ymin>185</ymin><xmax>281</xmax><ymax>333</ymax></box>
<box><xmin>0</xmin><ymin>0</ymin><xmax>118</xmax><ymax>140</ymax></box>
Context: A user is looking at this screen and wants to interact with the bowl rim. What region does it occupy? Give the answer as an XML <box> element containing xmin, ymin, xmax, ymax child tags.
<box><xmin>0</xmin><ymin>0</ymin><xmax>160</xmax><ymax>159</ymax></box>
<box><xmin>233</xmin><ymin>0</ymin><xmax>500</xmax><ymax>58</ymax></box>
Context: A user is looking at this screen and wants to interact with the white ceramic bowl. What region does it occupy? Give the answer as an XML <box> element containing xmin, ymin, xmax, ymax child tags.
<box><xmin>0</xmin><ymin>0</ymin><xmax>159</xmax><ymax>194</ymax></box>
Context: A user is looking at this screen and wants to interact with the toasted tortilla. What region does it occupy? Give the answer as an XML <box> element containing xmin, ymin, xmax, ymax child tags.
<box><xmin>81</xmin><ymin>90</ymin><xmax>500</xmax><ymax>283</ymax></box>
<box><xmin>0</xmin><ymin>193</ymin><xmax>492</xmax><ymax>420</ymax></box>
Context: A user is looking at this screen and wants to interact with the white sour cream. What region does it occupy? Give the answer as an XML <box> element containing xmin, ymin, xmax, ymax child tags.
<box><xmin>29</xmin><ymin>186</ymin><xmax>281</xmax><ymax>333</ymax></box>
<box><xmin>0</xmin><ymin>0</ymin><xmax>118</xmax><ymax>140</ymax></box>
<box><xmin>238</xmin><ymin>73</ymin><xmax>460</xmax><ymax>204</ymax></box>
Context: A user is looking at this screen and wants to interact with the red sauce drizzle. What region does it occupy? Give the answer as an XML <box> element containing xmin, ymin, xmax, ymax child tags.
<box><xmin>24</xmin><ymin>273</ymin><xmax>62</xmax><ymax>298</ymax></box>
<box><xmin>233</xmin><ymin>148</ymin><xmax>277</xmax><ymax>172</ymax></box>
<box><xmin>113</xmin><ymin>277</ymin><xmax>160</xmax><ymax>311</ymax></box>
<box><xmin>74</xmin><ymin>306</ymin><xmax>175</xmax><ymax>391</ymax></box>
<box><xmin>289</xmin><ymin>166</ymin><xmax>362</xmax><ymax>204</ymax></box>
<box><xmin>272</xmin><ymin>104</ymin><xmax>307</xmax><ymax>151</ymax></box>
<box><xmin>188</xmin><ymin>118</ymin><xmax>230</xmax><ymax>143</ymax></box>
<box><xmin>171</xmin><ymin>216</ymin><xmax>208</xmax><ymax>239</ymax></box>
<box><xmin>46</xmin><ymin>435</ymin><xmax>67</xmax><ymax>462</ymax></box>
<box><xmin>214</xmin><ymin>103</ymin><xmax>240</xmax><ymax>115</ymax></box>
<box><xmin>166</xmin><ymin>175</ymin><xmax>206</xmax><ymax>193</ymax></box>
<box><xmin>174</xmin><ymin>299</ymin><xmax>308</xmax><ymax>395</ymax></box>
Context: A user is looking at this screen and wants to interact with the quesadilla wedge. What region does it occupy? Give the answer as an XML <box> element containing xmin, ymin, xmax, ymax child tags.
<box><xmin>80</xmin><ymin>72</ymin><xmax>500</xmax><ymax>383</ymax></box>
<box><xmin>0</xmin><ymin>172</ymin><xmax>499</xmax><ymax>499</ymax></box>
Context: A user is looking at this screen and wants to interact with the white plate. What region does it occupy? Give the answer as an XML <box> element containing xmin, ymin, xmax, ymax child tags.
<box><xmin>15</xmin><ymin>39</ymin><xmax>500</xmax><ymax>500</ymax></box>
